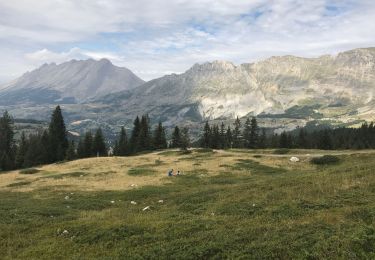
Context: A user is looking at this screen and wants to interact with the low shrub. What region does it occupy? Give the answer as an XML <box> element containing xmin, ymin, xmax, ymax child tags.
<box><xmin>196</xmin><ymin>148</ymin><xmax>213</xmax><ymax>153</ymax></box>
<box><xmin>273</xmin><ymin>148</ymin><xmax>290</xmax><ymax>154</ymax></box>
<box><xmin>19</xmin><ymin>168</ymin><xmax>40</xmax><ymax>175</ymax></box>
<box><xmin>128</xmin><ymin>167</ymin><xmax>156</xmax><ymax>176</ymax></box>
<box><xmin>311</xmin><ymin>155</ymin><xmax>340</xmax><ymax>165</ymax></box>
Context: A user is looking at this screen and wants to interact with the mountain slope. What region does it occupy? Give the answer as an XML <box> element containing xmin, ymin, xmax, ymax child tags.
<box><xmin>0</xmin><ymin>59</ymin><xmax>144</xmax><ymax>105</ymax></box>
<box><xmin>93</xmin><ymin>48</ymin><xmax>375</xmax><ymax>127</ymax></box>
<box><xmin>1</xmin><ymin>48</ymin><xmax>374</xmax><ymax>137</ymax></box>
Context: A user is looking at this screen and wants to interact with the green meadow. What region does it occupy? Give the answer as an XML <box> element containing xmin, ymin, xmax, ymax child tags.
<box><xmin>1</xmin><ymin>149</ymin><xmax>375</xmax><ymax>259</ymax></box>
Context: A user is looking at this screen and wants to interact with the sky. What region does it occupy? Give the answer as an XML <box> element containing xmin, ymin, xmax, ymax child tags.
<box><xmin>0</xmin><ymin>0</ymin><xmax>375</xmax><ymax>83</ymax></box>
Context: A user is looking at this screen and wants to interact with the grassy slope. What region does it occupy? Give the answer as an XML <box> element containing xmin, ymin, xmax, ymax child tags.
<box><xmin>1</xmin><ymin>149</ymin><xmax>375</xmax><ymax>259</ymax></box>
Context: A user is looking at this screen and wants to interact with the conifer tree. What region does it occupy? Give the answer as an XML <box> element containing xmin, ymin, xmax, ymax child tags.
<box><xmin>116</xmin><ymin>126</ymin><xmax>129</xmax><ymax>155</ymax></box>
<box><xmin>279</xmin><ymin>132</ymin><xmax>289</xmax><ymax>148</ymax></box>
<box><xmin>171</xmin><ymin>126</ymin><xmax>181</xmax><ymax>148</ymax></box>
<box><xmin>201</xmin><ymin>121</ymin><xmax>211</xmax><ymax>148</ymax></box>
<box><xmin>249</xmin><ymin>117</ymin><xmax>259</xmax><ymax>148</ymax></box>
<box><xmin>40</xmin><ymin>130</ymin><xmax>50</xmax><ymax>164</ymax></box>
<box><xmin>297</xmin><ymin>128</ymin><xmax>308</xmax><ymax>148</ymax></box>
<box><xmin>243</xmin><ymin>118</ymin><xmax>251</xmax><ymax>148</ymax></box>
<box><xmin>65</xmin><ymin>141</ymin><xmax>77</xmax><ymax>160</ymax></box>
<box><xmin>48</xmin><ymin>106</ymin><xmax>68</xmax><ymax>162</ymax></box>
<box><xmin>23</xmin><ymin>133</ymin><xmax>47</xmax><ymax>167</ymax></box>
<box><xmin>232</xmin><ymin>117</ymin><xmax>242</xmax><ymax>148</ymax></box>
<box><xmin>211</xmin><ymin>125</ymin><xmax>220</xmax><ymax>149</ymax></box>
<box><xmin>153</xmin><ymin>122</ymin><xmax>167</xmax><ymax>150</ymax></box>
<box><xmin>180</xmin><ymin>127</ymin><xmax>190</xmax><ymax>150</ymax></box>
<box><xmin>219</xmin><ymin>122</ymin><xmax>226</xmax><ymax>149</ymax></box>
<box><xmin>83</xmin><ymin>131</ymin><xmax>94</xmax><ymax>157</ymax></box>
<box><xmin>15</xmin><ymin>132</ymin><xmax>28</xmax><ymax>168</ymax></box>
<box><xmin>226</xmin><ymin>126</ymin><xmax>233</xmax><ymax>149</ymax></box>
<box><xmin>130</xmin><ymin>116</ymin><xmax>141</xmax><ymax>152</ymax></box>
<box><xmin>93</xmin><ymin>128</ymin><xmax>107</xmax><ymax>157</ymax></box>
<box><xmin>139</xmin><ymin>115</ymin><xmax>151</xmax><ymax>151</ymax></box>
<box><xmin>77</xmin><ymin>138</ymin><xmax>85</xmax><ymax>158</ymax></box>
<box><xmin>318</xmin><ymin>130</ymin><xmax>332</xmax><ymax>150</ymax></box>
<box><xmin>0</xmin><ymin>111</ymin><xmax>15</xmax><ymax>170</ymax></box>
<box><xmin>258</xmin><ymin>128</ymin><xmax>267</xmax><ymax>149</ymax></box>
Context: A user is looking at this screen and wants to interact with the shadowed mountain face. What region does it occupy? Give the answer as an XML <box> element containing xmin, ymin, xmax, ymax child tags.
<box><xmin>0</xmin><ymin>48</ymin><xmax>375</xmax><ymax>137</ymax></box>
<box><xmin>0</xmin><ymin>59</ymin><xmax>144</xmax><ymax>105</ymax></box>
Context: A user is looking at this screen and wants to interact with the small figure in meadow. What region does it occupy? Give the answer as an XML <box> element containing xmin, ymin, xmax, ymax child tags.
<box><xmin>168</xmin><ymin>169</ymin><xmax>174</xmax><ymax>177</ymax></box>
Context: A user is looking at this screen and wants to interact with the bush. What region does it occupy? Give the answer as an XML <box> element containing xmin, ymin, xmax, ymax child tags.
<box><xmin>181</xmin><ymin>149</ymin><xmax>193</xmax><ymax>155</ymax></box>
<box><xmin>19</xmin><ymin>168</ymin><xmax>40</xmax><ymax>174</ymax></box>
<box><xmin>311</xmin><ymin>155</ymin><xmax>340</xmax><ymax>165</ymax></box>
<box><xmin>196</xmin><ymin>148</ymin><xmax>213</xmax><ymax>153</ymax></box>
<box><xmin>273</xmin><ymin>148</ymin><xmax>290</xmax><ymax>154</ymax></box>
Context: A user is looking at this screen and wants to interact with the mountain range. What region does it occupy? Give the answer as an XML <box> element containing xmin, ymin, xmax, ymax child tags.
<box><xmin>0</xmin><ymin>58</ymin><xmax>144</xmax><ymax>105</ymax></box>
<box><xmin>1</xmin><ymin>47</ymin><xmax>374</xmax><ymax>137</ymax></box>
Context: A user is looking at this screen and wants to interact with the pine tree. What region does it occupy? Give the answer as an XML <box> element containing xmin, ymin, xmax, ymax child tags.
<box><xmin>153</xmin><ymin>122</ymin><xmax>167</xmax><ymax>150</ymax></box>
<box><xmin>180</xmin><ymin>127</ymin><xmax>190</xmax><ymax>150</ymax></box>
<box><xmin>201</xmin><ymin>121</ymin><xmax>211</xmax><ymax>148</ymax></box>
<box><xmin>115</xmin><ymin>127</ymin><xmax>129</xmax><ymax>155</ymax></box>
<box><xmin>226</xmin><ymin>126</ymin><xmax>233</xmax><ymax>149</ymax></box>
<box><xmin>297</xmin><ymin>128</ymin><xmax>308</xmax><ymax>148</ymax></box>
<box><xmin>249</xmin><ymin>117</ymin><xmax>259</xmax><ymax>148</ymax></box>
<box><xmin>23</xmin><ymin>133</ymin><xmax>47</xmax><ymax>167</ymax></box>
<box><xmin>0</xmin><ymin>111</ymin><xmax>15</xmax><ymax>170</ymax></box>
<box><xmin>318</xmin><ymin>130</ymin><xmax>332</xmax><ymax>150</ymax></box>
<box><xmin>83</xmin><ymin>131</ymin><xmax>94</xmax><ymax>158</ymax></box>
<box><xmin>171</xmin><ymin>126</ymin><xmax>181</xmax><ymax>148</ymax></box>
<box><xmin>65</xmin><ymin>141</ymin><xmax>77</xmax><ymax>160</ymax></box>
<box><xmin>77</xmin><ymin>138</ymin><xmax>85</xmax><ymax>158</ymax></box>
<box><xmin>93</xmin><ymin>128</ymin><xmax>107</xmax><ymax>157</ymax></box>
<box><xmin>48</xmin><ymin>106</ymin><xmax>68</xmax><ymax>162</ymax></box>
<box><xmin>219</xmin><ymin>122</ymin><xmax>226</xmax><ymax>149</ymax></box>
<box><xmin>130</xmin><ymin>116</ymin><xmax>141</xmax><ymax>152</ymax></box>
<box><xmin>279</xmin><ymin>132</ymin><xmax>289</xmax><ymax>148</ymax></box>
<box><xmin>232</xmin><ymin>117</ymin><xmax>242</xmax><ymax>148</ymax></box>
<box><xmin>211</xmin><ymin>125</ymin><xmax>220</xmax><ymax>149</ymax></box>
<box><xmin>243</xmin><ymin>118</ymin><xmax>251</xmax><ymax>148</ymax></box>
<box><xmin>40</xmin><ymin>130</ymin><xmax>50</xmax><ymax>164</ymax></box>
<box><xmin>258</xmin><ymin>128</ymin><xmax>267</xmax><ymax>149</ymax></box>
<box><xmin>139</xmin><ymin>115</ymin><xmax>151</xmax><ymax>151</ymax></box>
<box><xmin>15</xmin><ymin>132</ymin><xmax>28</xmax><ymax>168</ymax></box>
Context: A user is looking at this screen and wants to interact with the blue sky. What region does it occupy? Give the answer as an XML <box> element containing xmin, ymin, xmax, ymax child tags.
<box><xmin>0</xmin><ymin>0</ymin><xmax>374</xmax><ymax>83</ymax></box>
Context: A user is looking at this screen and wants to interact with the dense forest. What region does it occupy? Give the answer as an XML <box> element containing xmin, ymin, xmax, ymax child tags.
<box><xmin>200</xmin><ymin>116</ymin><xmax>375</xmax><ymax>150</ymax></box>
<box><xmin>0</xmin><ymin>107</ymin><xmax>374</xmax><ymax>172</ymax></box>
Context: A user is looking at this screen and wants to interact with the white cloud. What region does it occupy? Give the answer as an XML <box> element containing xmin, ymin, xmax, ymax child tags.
<box><xmin>0</xmin><ymin>0</ymin><xmax>375</xmax><ymax>82</ymax></box>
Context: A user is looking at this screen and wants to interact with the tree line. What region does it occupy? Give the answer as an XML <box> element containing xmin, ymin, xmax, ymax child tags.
<box><xmin>112</xmin><ymin>115</ymin><xmax>190</xmax><ymax>156</ymax></box>
<box><xmin>1</xmin><ymin>107</ymin><xmax>375</xmax><ymax>172</ymax></box>
<box><xmin>0</xmin><ymin>107</ymin><xmax>191</xmax><ymax>171</ymax></box>
<box><xmin>199</xmin><ymin>117</ymin><xmax>375</xmax><ymax>150</ymax></box>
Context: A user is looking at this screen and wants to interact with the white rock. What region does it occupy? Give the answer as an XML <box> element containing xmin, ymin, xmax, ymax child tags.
<box><xmin>142</xmin><ymin>206</ymin><xmax>151</xmax><ymax>211</ymax></box>
<box><xmin>290</xmin><ymin>157</ymin><xmax>300</xmax><ymax>162</ymax></box>
<box><xmin>64</xmin><ymin>196</ymin><xmax>69</xmax><ymax>200</ymax></box>
<box><xmin>158</xmin><ymin>200</ymin><xmax>164</xmax><ymax>203</ymax></box>
<box><xmin>252</xmin><ymin>203</ymin><xmax>256</xmax><ymax>207</ymax></box>
<box><xmin>62</xmin><ymin>230</ymin><xmax>69</xmax><ymax>235</ymax></box>
<box><xmin>131</xmin><ymin>201</ymin><xmax>137</xmax><ymax>205</ymax></box>
<box><xmin>110</xmin><ymin>200</ymin><xmax>115</xmax><ymax>204</ymax></box>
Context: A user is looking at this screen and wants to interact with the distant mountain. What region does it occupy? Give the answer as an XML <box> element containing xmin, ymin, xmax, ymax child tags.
<box><xmin>1</xmin><ymin>47</ymin><xmax>374</xmax><ymax>137</ymax></box>
<box><xmin>93</xmin><ymin>48</ymin><xmax>375</xmax><ymax>128</ymax></box>
<box><xmin>0</xmin><ymin>59</ymin><xmax>144</xmax><ymax>105</ymax></box>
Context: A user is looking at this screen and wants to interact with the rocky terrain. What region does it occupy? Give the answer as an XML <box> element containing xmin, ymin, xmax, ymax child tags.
<box><xmin>1</xmin><ymin>47</ymin><xmax>374</xmax><ymax>137</ymax></box>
